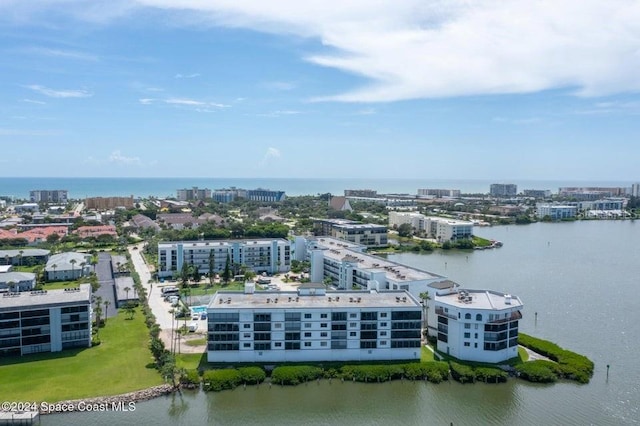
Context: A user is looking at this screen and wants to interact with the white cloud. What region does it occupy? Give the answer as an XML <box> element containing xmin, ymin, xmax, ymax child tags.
<box><xmin>260</xmin><ymin>147</ymin><xmax>281</xmax><ymax>165</ymax></box>
<box><xmin>139</xmin><ymin>98</ymin><xmax>156</xmax><ymax>105</ymax></box>
<box><xmin>10</xmin><ymin>1</ymin><xmax>640</xmax><ymax>102</ymax></box>
<box><xmin>132</xmin><ymin>0</ymin><xmax>640</xmax><ymax>102</ymax></box>
<box><xmin>165</xmin><ymin>98</ymin><xmax>206</xmax><ymax>106</ymax></box>
<box><xmin>22</xmin><ymin>99</ymin><xmax>46</xmax><ymax>105</ymax></box>
<box><xmin>175</xmin><ymin>73</ymin><xmax>201</xmax><ymax>79</ymax></box>
<box><xmin>25</xmin><ymin>84</ymin><xmax>92</xmax><ymax>98</ymax></box>
<box><xmin>108</xmin><ymin>150</ymin><xmax>142</xmax><ymax>165</ymax></box>
<box><xmin>257</xmin><ymin>110</ymin><xmax>302</xmax><ymax>117</ymax></box>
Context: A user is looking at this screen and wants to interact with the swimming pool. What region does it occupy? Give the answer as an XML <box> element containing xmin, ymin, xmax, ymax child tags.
<box><xmin>190</xmin><ymin>306</ymin><xmax>207</xmax><ymax>314</ymax></box>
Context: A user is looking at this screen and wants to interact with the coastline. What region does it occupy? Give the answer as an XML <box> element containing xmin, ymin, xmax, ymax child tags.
<box><xmin>38</xmin><ymin>384</ymin><xmax>176</xmax><ymax>415</ymax></box>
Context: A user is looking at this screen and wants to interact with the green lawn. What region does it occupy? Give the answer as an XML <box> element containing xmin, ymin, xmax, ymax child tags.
<box><xmin>0</xmin><ymin>307</ymin><xmax>163</xmax><ymax>402</ymax></box>
<box><xmin>41</xmin><ymin>280</ymin><xmax>86</xmax><ymax>290</ymax></box>
<box><xmin>175</xmin><ymin>352</ymin><xmax>208</xmax><ymax>371</ymax></box>
<box><xmin>421</xmin><ymin>345</ymin><xmax>435</xmax><ymax>362</ymax></box>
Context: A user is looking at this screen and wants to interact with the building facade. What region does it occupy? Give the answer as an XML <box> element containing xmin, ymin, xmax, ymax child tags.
<box><xmin>0</xmin><ymin>272</ymin><xmax>36</xmax><ymax>292</ymax></box>
<box><xmin>29</xmin><ymin>190</ymin><xmax>68</xmax><ymax>204</ymax></box>
<box><xmin>157</xmin><ymin>238</ymin><xmax>291</xmax><ymax>278</ymax></box>
<box><xmin>344</xmin><ymin>189</ymin><xmax>378</xmax><ymax>197</ymax></box>
<box><xmin>313</xmin><ymin>219</ymin><xmax>388</xmax><ymax>247</ymax></box>
<box><xmin>434</xmin><ymin>289</ymin><xmax>523</xmax><ymax>363</ymax></box>
<box><xmin>536</xmin><ymin>204</ymin><xmax>578</xmax><ymax>220</ymax></box>
<box><xmin>176</xmin><ymin>187</ymin><xmax>212</xmax><ymax>201</ymax></box>
<box><xmin>523</xmin><ymin>189</ymin><xmax>552</xmax><ymax>199</ymax></box>
<box><xmin>45</xmin><ymin>252</ymin><xmax>91</xmax><ymax>281</ymax></box>
<box><xmin>490</xmin><ymin>184</ymin><xmax>517</xmax><ymax>197</ymax></box>
<box><xmin>417</xmin><ymin>189</ymin><xmax>461</xmax><ymax>198</ymax></box>
<box><xmin>245</xmin><ymin>189</ymin><xmax>286</xmax><ymax>202</ymax></box>
<box><xmin>85</xmin><ymin>196</ymin><xmax>134</xmax><ymax>210</ymax></box>
<box><xmin>388</xmin><ymin>212</ymin><xmax>473</xmax><ymax>242</ymax></box>
<box><xmin>207</xmin><ymin>284</ymin><xmax>422</xmax><ymax>363</ymax></box>
<box><xmin>0</xmin><ymin>284</ymin><xmax>92</xmax><ymax>357</ymax></box>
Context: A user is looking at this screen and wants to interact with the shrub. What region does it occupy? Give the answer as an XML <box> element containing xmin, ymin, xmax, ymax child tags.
<box><xmin>518</xmin><ymin>333</ymin><xmax>594</xmax><ymax>382</ymax></box>
<box><xmin>449</xmin><ymin>362</ymin><xmax>475</xmax><ymax>383</ymax></box>
<box><xmin>515</xmin><ymin>360</ymin><xmax>558</xmax><ymax>383</ymax></box>
<box><xmin>340</xmin><ymin>365</ymin><xmax>404</xmax><ymax>383</ymax></box>
<box><xmin>238</xmin><ymin>367</ymin><xmax>266</xmax><ymax>384</ymax></box>
<box><xmin>202</xmin><ymin>369</ymin><xmax>242</xmax><ymax>392</ymax></box>
<box><xmin>402</xmin><ymin>362</ymin><xmax>449</xmax><ymax>383</ymax></box>
<box><xmin>474</xmin><ymin>367</ymin><xmax>508</xmax><ymax>383</ymax></box>
<box><xmin>271</xmin><ymin>366</ymin><xmax>323</xmax><ymax>385</ymax></box>
<box><xmin>180</xmin><ymin>369</ymin><xmax>201</xmax><ymax>389</ymax></box>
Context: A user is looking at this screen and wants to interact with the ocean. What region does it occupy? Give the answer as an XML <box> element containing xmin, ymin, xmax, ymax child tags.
<box><xmin>0</xmin><ymin>177</ymin><xmax>635</xmax><ymax>200</ymax></box>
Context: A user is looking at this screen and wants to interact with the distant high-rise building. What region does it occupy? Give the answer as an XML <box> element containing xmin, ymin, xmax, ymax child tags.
<box><xmin>490</xmin><ymin>184</ymin><xmax>517</xmax><ymax>197</ymax></box>
<box><xmin>631</xmin><ymin>183</ymin><xmax>640</xmax><ymax>197</ymax></box>
<box><xmin>176</xmin><ymin>187</ymin><xmax>211</xmax><ymax>201</ymax></box>
<box><xmin>523</xmin><ymin>189</ymin><xmax>551</xmax><ymax>199</ymax></box>
<box><xmin>85</xmin><ymin>196</ymin><xmax>134</xmax><ymax>210</ymax></box>
<box><xmin>417</xmin><ymin>189</ymin><xmax>461</xmax><ymax>198</ymax></box>
<box><xmin>29</xmin><ymin>190</ymin><xmax>68</xmax><ymax>204</ymax></box>
<box><xmin>344</xmin><ymin>189</ymin><xmax>378</xmax><ymax>197</ymax></box>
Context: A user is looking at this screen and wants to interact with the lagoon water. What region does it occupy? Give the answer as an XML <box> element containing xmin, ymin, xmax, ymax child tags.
<box><xmin>42</xmin><ymin>221</ymin><xmax>640</xmax><ymax>425</ymax></box>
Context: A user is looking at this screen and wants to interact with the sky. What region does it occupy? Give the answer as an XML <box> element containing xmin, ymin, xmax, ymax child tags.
<box><xmin>1</xmin><ymin>0</ymin><xmax>639</xmax><ymax>181</ymax></box>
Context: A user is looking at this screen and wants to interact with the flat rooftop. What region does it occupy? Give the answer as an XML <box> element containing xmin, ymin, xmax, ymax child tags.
<box><xmin>312</xmin><ymin>237</ymin><xmax>364</xmax><ymax>251</ymax></box>
<box><xmin>209</xmin><ymin>290</ymin><xmax>421</xmax><ymax>310</ymax></box>
<box><xmin>436</xmin><ymin>289</ymin><xmax>523</xmax><ymax>311</ymax></box>
<box><xmin>0</xmin><ymin>284</ymin><xmax>91</xmax><ymax>311</ymax></box>
<box><xmin>321</xmin><ymin>246</ymin><xmax>443</xmax><ymax>283</ymax></box>
<box><xmin>159</xmin><ymin>238</ymin><xmax>289</xmax><ymax>248</ymax></box>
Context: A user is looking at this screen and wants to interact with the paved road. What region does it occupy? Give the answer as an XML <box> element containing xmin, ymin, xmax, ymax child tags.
<box><xmin>93</xmin><ymin>252</ymin><xmax>118</xmax><ymax>318</ymax></box>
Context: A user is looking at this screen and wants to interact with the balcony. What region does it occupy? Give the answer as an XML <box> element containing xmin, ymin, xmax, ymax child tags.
<box><xmin>435</xmin><ymin>307</ymin><xmax>457</xmax><ymax>321</ymax></box>
<box><xmin>487</xmin><ymin>311</ymin><xmax>522</xmax><ymax>324</ymax></box>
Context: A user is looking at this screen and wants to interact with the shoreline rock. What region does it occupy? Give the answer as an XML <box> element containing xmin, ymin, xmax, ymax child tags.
<box><xmin>39</xmin><ymin>384</ymin><xmax>176</xmax><ymax>415</ymax></box>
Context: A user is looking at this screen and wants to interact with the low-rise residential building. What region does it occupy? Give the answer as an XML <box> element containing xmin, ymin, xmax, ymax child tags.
<box><xmin>85</xmin><ymin>196</ymin><xmax>134</xmax><ymax>210</ymax></box>
<box><xmin>0</xmin><ymin>249</ymin><xmax>50</xmax><ymax>265</ymax></box>
<box><xmin>0</xmin><ymin>272</ymin><xmax>36</xmax><ymax>292</ymax></box>
<box><xmin>434</xmin><ymin>289</ymin><xmax>523</xmax><ymax>364</ymax></box>
<box><xmin>45</xmin><ymin>252</ymin><xmax>91</xmax><ymax>281</ymax></box>
<box><xmin>14</xmin><ymin>203</ymin><xmax>40</xmax><ymax>214</ymax></box>
<box><xmin>207</xmin><ymin>284</ymin><xmax>422</xmax><ymax>363</ymax></box>
<box><xmin>211</xmin><ymin>190</ymin><xmax>237</xmax><ymax>203</ymax></box>
<box><xmin>344</xmin><ymin>189</ymin><xmax>378</xmax><ymax>197</ymax></box>
<box><xmin>313</xmin><ymin>219</ymin><xmax>388</xmax><ymax>247</ymax></box>
<box><xmin>157</xmin><ymin>238</ymin><xmax>291</xmax><ymax>279</ymax></box>
<box><xmin>245</xmin><ymin>189</ymin><xmax>286</xmax><ymax>202</ymax></box>
<box><xmin>523</xmin><ymin>189</ymin><xmax>552</xmax><ymax>198</ymax></box>
<box><xmin>536</xmin><ymin>204</ymin><xmax>578</xmax><ymax>220</ymax></box>
<box><xmin>130</xmin><ymin>214</ymin><xmax>161</xmax><ymax>232</ymax></box>
<box><xmin>74</xmin><ymin>225</ymin><xmax>117</xmax><ymax>239</ymax></box>
<box><xmin>115</xmin><ymin>277</ymin><xmax>138</xmax><ymax>308</ymax></box>
<box><xmin>417</xmin><ymin>189</ymin><xmax>461</xmax><ymax>198</ymax></box>
<box><xmin>0</xmin><ymin>284</ymin><xmax>92</xmax><ymax>357</ymax></box>
<box><xmin>388</xmin><ymin>212</ymin><xmax>473</xmax><ymax>242</ymax></box>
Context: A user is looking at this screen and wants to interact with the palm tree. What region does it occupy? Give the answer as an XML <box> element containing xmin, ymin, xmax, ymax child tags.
<box><xmin>70</xmin><ymin>258</ymin><xmax>77</xmax><ymax>278</ymax></box>
<box><xmin>124</xmin><ymin>286</ymin><xmax>131</xmax><ymax>301</ymax></box>
<box><xmin>419</xmin><ymin>292</ymin><xmax>431</xmax><ymax>341</ymax></box>
<box><xmin>18</xmin><ymin>250</ymin><xmax>24</xmax><ymax>266</ymax></box>
<box><xmin>80</xmin><ymin>262</ymin><xmax>86</xmax><ymax>277</ymax></box>
<box><xmin>103</xmin><ymin>300</ymin><xmax>111</xmax><ymax>322</ymax></box>
<box><xmin>90</xmin><ymin>254</ymin><xmax>98</xmax><ymax>273</ymax></box>
<box><xmin>50</xmin><ymin>264</ymin><xmax>57</xmax><ymax>281</ymax></box>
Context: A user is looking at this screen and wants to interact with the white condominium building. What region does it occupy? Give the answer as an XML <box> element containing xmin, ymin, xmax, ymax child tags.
<box><xmin>157</xmin><ymin>239</ymin><xmax>291</xmax><ymax>278</ymax></box>
<box><xmin>434</xmin><ymin>289</ymin><xmax>523</xmax><ymax>364</ymax></box>
<box><xmin>388</xmin><ymin>212</ymin><xmax>473</xmax><ymax>242</ymax></box>
<box><xmin>0</xmin><ymin>284</ymin><xmax>92</xmax><ymax>357</ymax></box>
<box><xmin>207</xmin><ymin>283</ymin><xmax>422</xmax><ymax>363</ymax></box>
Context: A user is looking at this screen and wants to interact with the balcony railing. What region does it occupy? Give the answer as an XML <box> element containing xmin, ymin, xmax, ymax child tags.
<box><xmin>487</xmin><ymin>311</ymin><xmax>522</xmax><ymax>324</ymax></box>
<box><xmin>435</xmin><ymin>307</ymin><xmax>457</xmax><ymax>321</ymax></box>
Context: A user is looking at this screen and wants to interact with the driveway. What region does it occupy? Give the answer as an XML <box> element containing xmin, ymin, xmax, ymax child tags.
<box><xmin>93</xmin><ymin>252</ymin><xmax>118</xmax><ymax>318</ymax></box>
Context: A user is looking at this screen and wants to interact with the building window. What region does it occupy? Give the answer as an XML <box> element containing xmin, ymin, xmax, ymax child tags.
<box><xmin>464</xmin><ymin>323</ymin><xmax>471</xmax><ymax>329</ymax></box>
<box><xmin>380</xmin><ymin>322</ymin><xmax>387</xmax><ymax>327</ymax></box>
<box><xmin>465</xmin><ymin>313</ymin><xmax>472</xmax><ymax>320</ymax></box>
<box><xmin>320</xmin><ymin>313</ymin><xmax>328</xmax><ymax>319</ymax></box>
<box><xmin>304</xmin><ymin>342</ymin><xmax>312</xmax><ymax>347</ymax></box>
<box><xmin>474</xmin><ymin>333</ymin><xmax>478</xmax><ymax>339</ymax></box>
<box><xmin>244</xmin><ymin>333</ymin><xmax>251</xmax><ymax>338</ymax></box>
<box><xmin>380</xmin><ymin>331</ymin><xmax>387</xmax><ymax>336</ymax></box>
<box><xmin>464</xmin><ymin>342</ymin><xmax>470</xmax><ymax>347</ymax></box>
<box><xmin>320</xmin><ymin>332</ymin><xmax>328</xmax><ymax>337</ymax></box>
<box><xmin>305</xmin><ymin>323</ymin><xmax>311</xmax><ymax>328</ymax></box>
<box><xmin>274</xmin><ymin>323</ymin><xmax>282</xmax><ymax>329</ymax></box>
<box><xmin>380</xmin><ymin>312</ymin><xmax>387</xmax><ymax>318</ymax></box>
<box><xmin>350</xmin><ymin>313</ymin><xmax>357</xmax><ymax>318</ymax></box>
<box><xmin>243</xmin><ymin>324</ymin><xmax>251</xmax><ymax>329</ymax></box>
<box><xmin>275</xmin><ymin>342</ymin><xmax>282</xmax><ymax>347</ymax></box>
<box><xmin>243</xmin><ymin>343</ymin><xmax>251</xmax><ymax>348</ymax></box>
<box><xmin>464</xmin><ymin>332</ymin><xmax>470</xmax><ymax>338</ymax></box>
<box><xmin>474</xmin><ymin>343</ymin><xmax>478</xmax><ymax>348</ymax></box>
<box><xmin>349</xmin><ymin>322</ymin><xmax>357</xmax><ymax>327</ymax></box>
<box><xmin>476</xmin><ymin>314</ymin><xmax>482</xmax><ymax>321</ymax></box>
<box><xmin>381</xmin><ymin>341</ymin><xmax>387</xmax><ymax>346</ymax></box>
<box><xmin>320</xmin><ymin>342</ymin><xmax>327</xmax><ymax>347</ymax></box>
<box><xmin>321</xmin><ymin>323</ymin><xmax>328</xmax><ymax>328</ymax></box>
<box><xmin>350</xmin><ymin>332</ymin><xmax>357</xmax><ymax>337</ymax></box>
<box><xmin>304</xmin><ymin>313</ymin><xmax>312</xmax><ymax>319</ymax></box>
<box><xmin>475</xmin><ymin>324</ymin><xmax>478</xmax><ymax>330</ymax></box>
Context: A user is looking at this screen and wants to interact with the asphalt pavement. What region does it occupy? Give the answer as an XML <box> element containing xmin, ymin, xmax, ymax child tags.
<box><xmin>93</xmin><ymin>252</ymin><xmax>118</xmax><ymax>318</ymax></box>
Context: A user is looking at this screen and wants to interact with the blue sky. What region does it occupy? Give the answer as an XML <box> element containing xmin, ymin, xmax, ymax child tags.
<box><xmin>1</xmin><ymin>0</ymin><xmax>639</xmax><ymax>181</ymax></box>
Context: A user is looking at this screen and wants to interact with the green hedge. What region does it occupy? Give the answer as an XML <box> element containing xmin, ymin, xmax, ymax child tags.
<box><xmin>202</xmin><ymin>369</ymin><xmax>242</xmax><ymax>391</ymax></box>
<box><xmin>518</xmin><ymin>333</ymin><xmax>593</xmax><ymax>383</ymax></box>
<box><xmin>474</xmin><ymin>367</ymin><xmax>508</xmax><ymax>383</ymax></box>
<box><xmin>238</xmin><ymin>367</ymin><xmax>266</xmax><ymax>384</ymax></box>
<box><xmin>402</xmin><ymin>362</ymin><xmax>450</xmax><ymax>383</ymax></box>
<box><xmin>515</xmin><ymin>360</ymin><xmax>558</xmax><ymax>383</ymax></box>
<box><xmin>340</xmin><ymin>365</ymin><xmax>404</xmax><ymax>382</ymax></box>
<box><xmin>180</xmin><ymin>369</ymin><xmax>201</xmax><ymax>389</ymax></box>
<box><xmin>449</xmin><ymin>362</ymin><xmax>476</xmax><ymax>383</ymax></box>
<box><xmin>271</xmin><ymin>366</ymin><xmax>324</xmax><ymax>385</ymax></box>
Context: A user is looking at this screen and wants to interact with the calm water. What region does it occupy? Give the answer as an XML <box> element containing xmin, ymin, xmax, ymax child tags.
<box><xmin>42</xmin><ymin>221</ymin><xmax>640</xmax><ymax>425</ymax></box>
<box><xmin>0</xmin><ymin>177</ymin><xmax>635</xmax><ymax>199</ymax></box>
